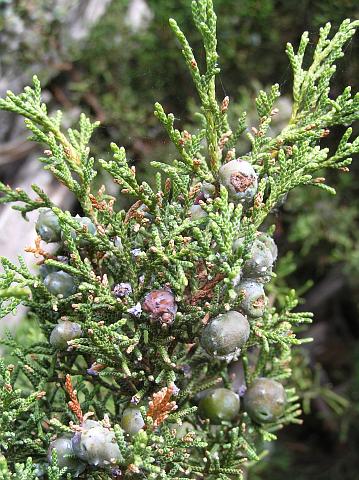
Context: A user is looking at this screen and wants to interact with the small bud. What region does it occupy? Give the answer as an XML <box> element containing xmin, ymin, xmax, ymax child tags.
<box><xmin>127</xmin><ymin>303</ymin><xmax>142</xmax><ymax>318</ymax></box>
<box><xmin>113</xmin><ymin>283</ymin><xmax>132</xmax><ymax>298</ymax></box>
<box><xmin>221</xmin><ymin>96</ymin><xmax>230</xmax><ymax>113</ymax></box>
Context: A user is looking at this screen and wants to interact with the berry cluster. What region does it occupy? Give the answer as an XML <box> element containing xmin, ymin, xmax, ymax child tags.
<box><xmin>35</xmin><ymin>209</ymin><xmax>98</xmax><ymax>347</ymax></box>
<box><xmin>144</xmin><ymin>161</ymin><xmax>283</xmax><ymax>423</ymax></box>
<box><xmin>195</xmin><ymin>160</ymin><xmax>286</xmax><ymax>426</ymax></box>
<box><xmin>37</xmin><ymin>159</ymin><xmax>286</xmax><ymax>474</ymax></box>
<box><xmin>47</xmin><ymin>411</ymin><xmax>144</xmax><ymax>476</ymax></box>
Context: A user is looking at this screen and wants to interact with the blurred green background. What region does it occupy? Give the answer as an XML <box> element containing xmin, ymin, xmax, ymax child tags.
<box><xmin>0</xmin><ymin>0</ymin><xmax>358</xmax><ymax>478</ymax></box>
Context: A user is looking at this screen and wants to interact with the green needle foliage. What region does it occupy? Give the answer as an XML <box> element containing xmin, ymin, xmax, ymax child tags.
<box><xmin>0</xmin><ymin>1</ymin><xmax>358</xmax><ymax>478</ymax></box>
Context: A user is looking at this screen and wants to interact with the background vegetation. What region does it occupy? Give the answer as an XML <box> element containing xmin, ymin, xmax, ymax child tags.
<box><xmin>1</xmin><ymin>0</ymin><xmax>358</xmax><ymax>478</ymax></box>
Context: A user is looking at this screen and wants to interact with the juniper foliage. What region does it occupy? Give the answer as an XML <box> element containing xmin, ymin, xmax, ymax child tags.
<box><xmin>0</xmin><ymin>1</ymin><xmax>358</xmax><ymax>478</ymax></box>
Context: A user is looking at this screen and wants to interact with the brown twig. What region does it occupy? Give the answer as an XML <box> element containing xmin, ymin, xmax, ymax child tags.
<box><xmin>65</xmin><ymin>374</ymin><xmax>83</xmax><ymax>423</ymax></box>
<box><xmin>89</xmin><ymin>193</ymin><xmax>115</xmax><ymax>213</ymax></box>
<box><xmin>189</xmin><ymin>273</ymin><xmax>225</xmax><ymax>305</ymax></box>
<box><xmin>25</xmin><ymin>235</ymin><xmax>57</xmax><ymax>260</ymax></box>
<box><xmin>147</xmin><ymin>385</ymin><xmax>178</xmax><ymax>428</ymax></box>
<box><xmin>124</xmin><ymin>200</ymin><xmax>143</xmax><ymax>224</ymax></box>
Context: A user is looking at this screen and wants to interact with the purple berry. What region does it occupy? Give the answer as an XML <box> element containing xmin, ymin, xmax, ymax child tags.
<box><xmin>47</xmin><ymin>437</ymin><xmax>85</xmax><ymax>476</ymax></box>
<box><xmin>201</xmin><ymin>310</ymin><xmax>250</xmax><ymax>358</ymax></box>
<box><xmin>36</xmin><ymin>209</ymin><xmax>61</xmax><ymax>243</ymax></box>
<box><xmin>72</xmin><ymin>420</ymin><xmax>121</xmax><ymax>467</ymax></box>
<box><xmin>244</xmin><ymin>377</ymin><xmax>286</xmax><ymax>424</ymax></box>
<box><xmin>142</xmin><ymin>289</ymin><xmax>177</xmax><ymax>324</ymax></box>
<box><xmin>237</xmin><ymin>280</ymin><xmax>266</xmax><ymax>318</ymax></box>
<box><xmin>44</xmin><ymin>270</ymin><xmax>77</xmax><ymax>298</ymax></box>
